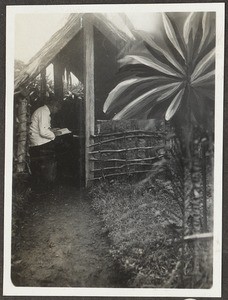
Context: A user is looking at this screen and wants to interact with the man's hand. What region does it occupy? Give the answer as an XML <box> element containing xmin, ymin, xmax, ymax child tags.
<box><xmin>51</xmin><ymin>128</ymin><xmax>60</xmax><ymax>133</ymax></box>
<box><xmin>54</xmin><ymin>130</ymin><xmax>62</xmax><ymax>137</ymax></box>
<box><xmin>50</xmin><ymin>128</ymin><xmax>62</xmax><ymax>136</ymax></box>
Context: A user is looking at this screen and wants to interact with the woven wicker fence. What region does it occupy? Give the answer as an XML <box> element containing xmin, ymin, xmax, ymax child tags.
<box><xmin>89</xmin><ymin>119</ymin><xmax>172</xmax><ymax>180</ymax></box>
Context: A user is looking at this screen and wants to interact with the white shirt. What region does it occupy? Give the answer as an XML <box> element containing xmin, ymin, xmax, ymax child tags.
<box><xmin>29</xmin><ymin>105</ymin><xmax>55</xmax><ymax>147</ymax></box>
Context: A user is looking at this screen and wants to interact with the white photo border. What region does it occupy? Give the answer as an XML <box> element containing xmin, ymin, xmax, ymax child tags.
<box><xmin>4</xmin><ymin>2</ymin><xmax>225</xmax><ymax>297</ymax></box>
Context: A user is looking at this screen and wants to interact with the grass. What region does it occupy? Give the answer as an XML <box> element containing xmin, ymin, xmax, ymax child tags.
<box><xmin>90</xmin><ymin>176</ymin><xmax>185</xmax><ymax>288</ymax></box>
<box><xmin>90</xmin><ymin>167</ymin><xmax>213</xmax><ymax>288</ymax></box>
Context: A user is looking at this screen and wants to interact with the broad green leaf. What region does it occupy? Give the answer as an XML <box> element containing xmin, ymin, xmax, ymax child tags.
<box><xmin>186</xmin><ymin>29</ymin><xmax>194</xmax><ymax>64</ymax></box>
<box><xmin>113</xmin><ymin>82</ymin><xmax>181</xmax><ymax>120</ymax></box>
<box><xmin>198</xmin><ymin>12</ymin><xmax>215</xmax><ymax>54</ymax></box>
<box><xmin>183</xmin><ymin>13</ymin><xmax>203</xmax><ymax>43</ymax></box>
<box><xmin>126</xmin><ymin>96</ymin><xmax>163</xmax><ymax>119</ymax></box>
<box><xmin>148</xmin><ymin>99</ymin><xmax>173</xmax><ymax>119</ymax></box>
<box><xmin>104</xmin><ymin>76</ymin><xmax>162</xmax><ymax>113</ymax></box>
<box><xmin>191</xmin><ymin>48</ymin><xmax>215</xmax><ymax>81</ymax></box>
<box><xmin>156</xmin><ymin>82</ymin><xmax>183</xmax><ymax>102</ymax></box>
<box><xmin>183</xmin><ymin>12</ymin><xmax>204</xmax><ymax>64</ymax></box>
<box><xmin>119</xmin><ymin>55</ymin><xmax>181</xmax><ymax>77</ymax></box>
<box><xmin>193</xmin><ymin>35</ymin><xmax>215</xmax><ymax>68</ymax></box>
<box><xmin>135</xmin><ymin>30</ymin><xmax>185</xmax><ymax>74</ymax></box>
<box><xmin>165</xmin><ymin>88</ymin><xmax>185</xmax><ymax>121</ymax></box>
<box><xmin>191</xmin><ymin>70</ymin><xmax>215</xmax><ymax>86</ymax></box>
<box><xmin>104</xmin><ymin>78</ymin><xmax>139</xmax><ymax>113</ymax></box>
<box><xmin>104</xmin><ymin>76</ymin><xmax>176</xmax><ymax>115</ymax></box>
<box><xmin>162</xmin><ymin>13</ymin><xmax>185</xmax><ymax>61</ymax></box>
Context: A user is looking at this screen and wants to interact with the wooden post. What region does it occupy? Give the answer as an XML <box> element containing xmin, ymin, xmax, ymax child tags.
<box><xmin>83</xmin><ymin>18</ymin><xmax>95</xmax><ymax>186</ymax></box>
<box><xmin>53</xmin><ymin>59</ymin><xmax>64</xmax><ymax>101</ymax></box>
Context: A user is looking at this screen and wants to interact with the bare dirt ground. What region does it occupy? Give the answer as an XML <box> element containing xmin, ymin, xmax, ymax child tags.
<box><xmin>11</xmin><ymin>185</ymin><xmax>126</xmax><ymax>287</ymax></box>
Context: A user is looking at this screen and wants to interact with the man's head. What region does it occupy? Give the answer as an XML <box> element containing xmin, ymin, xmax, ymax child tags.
<box><xmin>45</xmin><ymin>98</ymin><xmax>62</xmax><ymax>114</ymax></box>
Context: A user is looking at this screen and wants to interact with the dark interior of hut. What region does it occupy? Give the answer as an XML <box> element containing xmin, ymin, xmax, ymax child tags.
<box><xmin>51</xmin><ymin>93</ymin><xmax>85</xmax><ymax>187</ymax></box>
<box><xmin>49</xmin><ymin>27</ymin><xmax>119</xmax><ymax>187</ymax></box>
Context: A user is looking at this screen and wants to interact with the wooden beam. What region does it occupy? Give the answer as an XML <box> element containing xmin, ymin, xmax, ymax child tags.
<box><xmin>91</xmin><ymin>14</ymin><xmax>131</xmax><ymax>50</ymax></box>
<box><xmin>83</xmin><ymin>19</ymin><xmax>95</xmax><ymax>186</ymax></box>
<box><xmin>53</xmin><ymin>59</ymin><xmax>64</xmax><ymax>101</ymax></box>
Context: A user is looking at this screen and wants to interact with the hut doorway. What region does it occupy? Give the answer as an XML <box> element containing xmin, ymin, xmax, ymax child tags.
<box><xmin>50</xmin><ymin>28</ymin><xmax>85</xmax><ymax>187</ymax></box>
<box><xmin>51</xmin><ymin>94</ymin><xmax>85</xmax><ymax>188</ymax></box>
<box><xmin>52</xmin><ymin>84</ymin><xmax>85</xmax><ymax>187</ymax></box>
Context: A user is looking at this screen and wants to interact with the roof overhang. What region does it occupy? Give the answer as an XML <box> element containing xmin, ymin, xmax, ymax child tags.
<box><xmin>14</xmin><ymin>13</ymin><xmax>134</xmax><ymax>92</ymax></box>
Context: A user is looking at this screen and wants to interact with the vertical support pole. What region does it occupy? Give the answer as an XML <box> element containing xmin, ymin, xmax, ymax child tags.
<box><xmin>83</xmin><ymin>19</ymin><xmax>95</xmax><ymax>186</ymax></box>
<box><xmin>53</xmin><ymin>58</ymin><xmax>64</xmax><ymax>101</ymax></box>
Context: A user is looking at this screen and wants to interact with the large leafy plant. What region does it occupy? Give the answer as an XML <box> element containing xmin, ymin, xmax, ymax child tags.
<box><xmin>103</xmin><ymin>12</ymin><xmax>215</xmax><ymax>235</ymax></box>
<box><xmin>103</xmin><ymin>13</ymin><xmax>215</xmax><ymax>284</ymax></box>
<box><xmin>103</xmin><ymin>12</ymin><xmax>215</xmax><ymax>129</ymax></box>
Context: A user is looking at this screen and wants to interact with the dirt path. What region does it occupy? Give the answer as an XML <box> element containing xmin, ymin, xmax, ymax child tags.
<box><xmin>12</xmin><ymin>185</ymin><xmax>125</xmax><ymax>287</ymax></box>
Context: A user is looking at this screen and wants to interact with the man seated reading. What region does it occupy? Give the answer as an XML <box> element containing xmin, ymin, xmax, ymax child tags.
<box><xmin>29</xmin><ymin>98</ymin><xmax>62</xmax><ymax>191</ymax></box>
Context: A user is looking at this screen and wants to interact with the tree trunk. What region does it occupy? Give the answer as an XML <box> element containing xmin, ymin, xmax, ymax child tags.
<box><xmin>175</xmin><ymin>121</ymin><xmax>205</xmax><ymax>286</ymax></box>
<box><xmin>191</xmin><ymin>128</ymin><xmax>203</xmax><ymax>234</ymax></box>
<box><xmin>190</xmin><ymin>128</ymin><xmax>203</xmax><ymax>285</ymax></box>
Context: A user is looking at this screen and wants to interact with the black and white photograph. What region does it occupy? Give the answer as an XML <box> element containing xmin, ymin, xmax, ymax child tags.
<box><xmin>3</xmin><ymin>3</ymin><xmax>224</xmax><ymax>297</ymax></box>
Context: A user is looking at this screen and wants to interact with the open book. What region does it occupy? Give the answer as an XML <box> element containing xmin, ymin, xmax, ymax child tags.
<box><xmin>58</xmin><ymin>128</ymin><xmax>72</xmax><ymax>136</ymax></box>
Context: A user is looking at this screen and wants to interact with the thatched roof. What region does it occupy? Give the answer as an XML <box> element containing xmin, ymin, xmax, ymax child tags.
<box><xmin>15</xmin><ymin>13</ymin><xmax>134</xmax><ymax>91</ymax></box>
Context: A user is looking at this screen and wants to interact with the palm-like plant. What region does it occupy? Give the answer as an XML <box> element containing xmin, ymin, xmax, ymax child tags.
<box><xmin>103</xmin><ymin>12</ymin><xmax>215</xmax><ymax>235</ymax></box>
<box><xmin>104</xmin><ymin>12</ymin><xmax>215</xmax><ymax>122</ymax></box>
